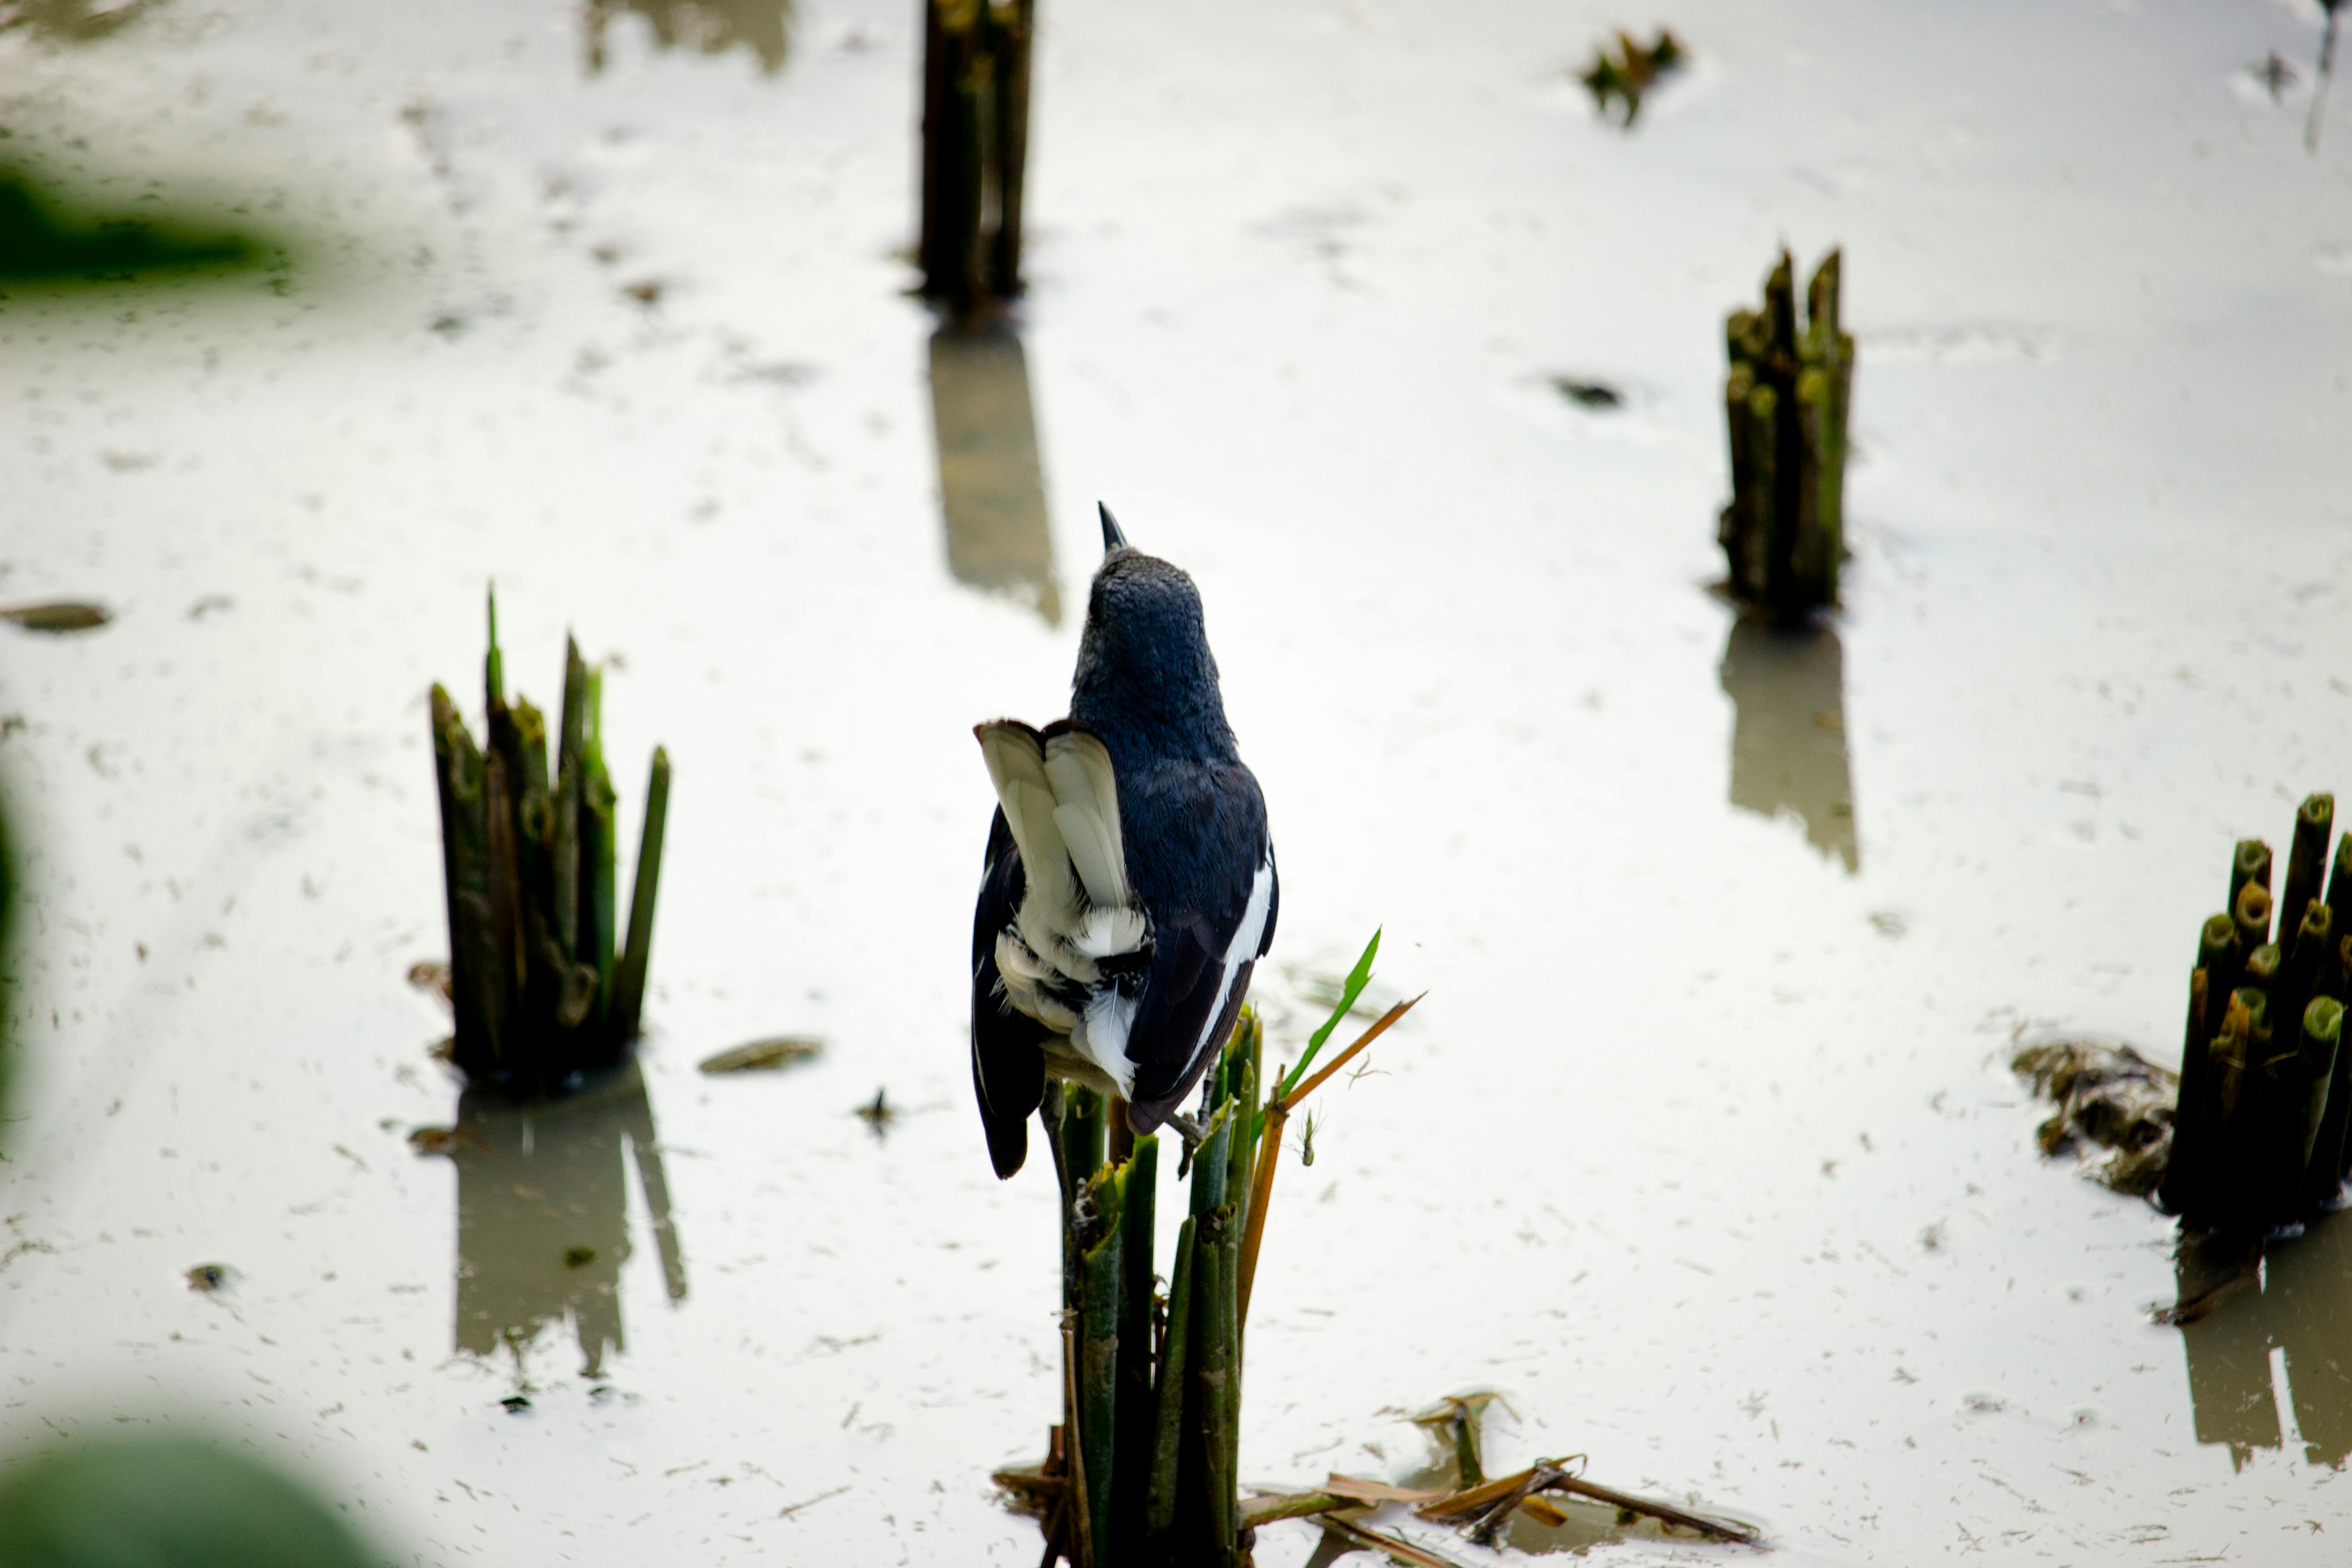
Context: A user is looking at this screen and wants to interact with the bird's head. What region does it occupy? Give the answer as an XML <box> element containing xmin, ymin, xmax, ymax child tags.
<box><xmin>1070</xmin><ymin>504</ymin><xmax>1237</xmax><ymax>763</ymax></box>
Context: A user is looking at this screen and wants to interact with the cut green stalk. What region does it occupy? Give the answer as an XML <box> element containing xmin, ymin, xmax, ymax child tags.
<box><xmin>1111</xmin><ymin>1138</ymin><xmax>1158</xmax><ymax>1558</ymax></box>
<box><xmin>2327</xmin><ymin>835</ymin><xmax>2352</xmax><ymax>999</ymax></box>
<box><xmin>1143</xmin><ymin>1216</ymin><xmax>1198</xmax><ymax>1544</ymax></box>
<box><xmin>1189</xmin><ymin>1214</ymin><xmax>1234</xmax><ymax>1568</ymax></box>
<box><xmin>1063</xmin><ymin>1085</ymin><xmax>1105</xmax><ymax>1194</ymax></box>
<box><xmin>485</xmin><ymin>585</ymin><xmax>505</xmax><ymax>709</ymax></box>
<box><xmin>1224</xmin><ymin>1054</ymin><xmax>1255</xmax><ymax>1244</ymax></box>
<box><xmin>2160</xmin><ymin>966</ymin><xmax>2214</xmax><ymax>1219</ymax></box>
<box><xmin>431</xmin><ymin>685</ymin><xmax>498</xmax><ymax>1074</ymax></box>
<box><xmin>613</xmin><ymin>747</ymin><xmax>670</xmax><ymax>1042</ymax></box>
<box><xmin>1217</xmin><ymin>1205</ymin><xmax>1242</xmax><ymax>1555</ymax></box>
<box><xmin>1190</xmin><ymin>1103</ymin><xmax>1230</xmax><ymax>1218</ymax></box>
<box><xmin>1792</xmin><ymin>364</ymin><xmax>1837</xmax><ymax>608</ymax></box>
<box><xmin>581</xmin><ymin>669</ymin><xmax>617</xmax><ymax>975</ymax></box>
<box><xmin>551</xmin><ymin>755</ymin><xmax>582</xmax><ymax>974</ymax></box>
<box><xmin>2280</xmin><ymin>795</ymin><xmax>2334</xmax><ymax>944</ymax></box>
<box><xmin>2275</xmin><ymin>902</ymin><xmax>2335</xmax><ymax>1087</ymax></box>
<box><xmin>1077</xmin><ymin>1163</ymin><xmax>1123</xmax><ymax>1568</ymax></box>
<box><xmin>557</xmin><ymin>636</ymin><xmax>588</xmax><ymax>785</ymax></box>
<box><xmin>2230</xmin><ymin>842</ymin><xmax>2274</xmax><ymax>936</ymax></box>
<box><xmin>583</xmin><ymin>768</ymin><xmax>618</xmax><ymax>1018</ymax></box>
<box><xmin>2292</xmin><ymin>998</ymin><xmax>2343</xmax><ymax>1187</ymax></box>
<box><xmin>482</xmin><ymin>748</ymin><xmax>524</xmax><ymax>1060</ymax></box>
<box><xmin>2235</xmin><ymin>884</ymin><xmax>2275</xmax><ymax>970</ymax></box>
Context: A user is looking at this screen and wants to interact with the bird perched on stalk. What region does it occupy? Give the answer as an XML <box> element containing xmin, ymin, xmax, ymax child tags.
<box><xmin>969</xmin><ymin>505</ymin><xmax>1278</xmax><ymax>1179</ymax></box>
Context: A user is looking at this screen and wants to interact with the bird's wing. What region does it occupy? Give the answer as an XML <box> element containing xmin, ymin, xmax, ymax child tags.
<box><xmin>976</xmin><ymin>720</ymin><xmax>1082</xmax><ymax>969</ymax></box>
<box><xmin>970</xmin><ymin>806</ymin><xmax>1048</xmax><ymax>1178</ymax></box>
<box><xmin>1120</xmin><ymin>762</ymin><xmax>1277</xmax><ymax>1130</ymax></box>
<box><xmin>1041</xmin><ymin>727</ymin><xmax>1132</xmax><ymax>911</ymax></box>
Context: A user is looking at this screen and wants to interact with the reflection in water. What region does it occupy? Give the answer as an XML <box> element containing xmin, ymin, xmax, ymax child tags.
<box><xmin>585</xmin><ymin>0</ymin><xmax>790</xmax><ymax>75</ymax></box>
<box><xmin>2311</xmin><ymin>0</ymin><xmax>2341</xmax><ymax>154</ymax></box>
<box><xmin>452</xmin><ymin>1060</ymin><xmax>685</xmax><ymax>1381</ymax></box>
<box><xmin>1719</xmin><ymin>615</ymin><xmax>1857</xmax><ymax>874</ymax></box>
<box><xmin>927</xmin><ymin>323</ymin><xmax>1061</xmax><ymax>626</ymax></box>
<box><xmin>2180</xmin><ymin>1215</ymin><xmax>2352</xmax><ymax>1470</ymax></box>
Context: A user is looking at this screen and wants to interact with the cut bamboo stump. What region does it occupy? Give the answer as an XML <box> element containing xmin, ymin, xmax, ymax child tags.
<box><xmin>2166</xmin><ymin>794</ymin><xmax>2352</xmax><ymax>1236</ymax></box>
<box><xmin>1011</xmin><ymin>965</ymin><xmax>1421</xmax><ymax>1567</ymax></box>
<box><xmin>1035</xmin><ymin>1028</ymin><xmax>1274</xmax><ymax>1561</ymax></box>
<box><xmin>1720</xmin><ymin>247</ymin><xmax>1853</xmax><ymax>624</ymax></box>
<box><xmin>1040</xmin><ymin>1027</ymin><xmax>1256</xmax><ymax>1568</ymax></box>
<box><xmin>919</xmin><ymin>0</ymin><xmax>1033</xmax><ymax>317</ymax></box>
<box><xmin>429</xmin><ymin>591</ymin><xmax>671</xmax><ymax>1092</ymax></box>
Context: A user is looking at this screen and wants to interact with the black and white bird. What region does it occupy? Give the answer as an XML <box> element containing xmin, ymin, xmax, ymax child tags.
<box><xmin>968</xmin><ymin>505</ymin><xmax>1278</xmax><ymax>1179</ymax></box>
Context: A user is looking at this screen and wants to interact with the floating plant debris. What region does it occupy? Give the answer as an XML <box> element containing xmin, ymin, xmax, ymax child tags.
<box><xmin>1577</xmin><ymin>28</ymin><xmax>1686</xmax><ymax>127</ymax></box>
<box><xmin>184</xmin><ymin>1263</ymin><xmax>229</xmax><ymax>1292</ymax></box>
<box><xmin>1719</xmin><ymin>248</ymin><xmax>1852</xmax><ymax>623</ymax></box>
<box><xmin>1237</xmin><ymin>1389</ymin><xmax>1758</xmax><ymax>1554</ymax></box>
<box><xmin>1549</xmin><ymin>376</ymin><xmax>1624</xmax><ymax>410</ymax></box>
<box><xmin>406</xmin><ymin>960</ymin><xmax>454</xmax><ymax>1009</ymax></box>
<box><xmin>2252</xmin><ymin>52</ymin><xmax>2299</xmax><ymax>102</ymax></box>
<box><xmin>428</xmin><ymin>589</ymin><xmax>671</xmax><ymax>1092</ymax></box>
<box><xmin>1407</xmin><ymin>1392</ymin><xmax>1508</xmax><ymax>1490</ymax></box>
<box><xmin>855</xmin><ymin>1087</ymin><xmax>894</xmax><ymax>1132</ymax></box>
<box><xmin>2012</xmin><ymin>1039</ymin><xmax>2175</xmax><ymax>1197</ymax></box>
<box><xmin>698</xmin><ymin>1037</ymin><xmax>823</xmax><ymax>1074</ymax></box>
<box><xmin>0</xmin><ymin>601</ymin><xmax>111</xmax><ymax>633</ymax></box>
<box><xmin>2160</xmin><ymin>792</ymin><xmax>2349</xmax><ymax>1239</ymax></box>
<box><xmin>1005</xmin><ymin>932</ymin><xmax>1420</xmax><ymax>1567</ymax></box>
<box><xmin>918</xmin><ymin>0</ymin><xmax>1032</xmax><ymax>314</ymax></box>
<box><xmin>407</xmin><ymin>1126</ymin><xmax>459</xmax><ymax>1156</ymax></box>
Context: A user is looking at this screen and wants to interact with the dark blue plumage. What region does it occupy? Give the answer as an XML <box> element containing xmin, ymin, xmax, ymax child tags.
<box><xmin>969</xmin><ymin>505</ymin><xmax>1278</xmax><ymax>1178</ymax></box>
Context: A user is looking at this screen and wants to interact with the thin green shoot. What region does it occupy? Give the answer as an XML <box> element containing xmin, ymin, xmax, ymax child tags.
<box><xmin>1272</xmin><ymin>927</ymin><xmax>1379</xmax><ymax>1105</ymax></box>
<box><xmin>485</xmin><ymin>583</ymin><xmax>505</xmax><ymax>708</ymax></box>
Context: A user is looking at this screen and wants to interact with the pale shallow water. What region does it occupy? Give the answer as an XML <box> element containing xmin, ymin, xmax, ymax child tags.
<box><xmin>2</xmin><ymin>0</ymin><xmax>2350</xmax><ymax>1563</ymax></box>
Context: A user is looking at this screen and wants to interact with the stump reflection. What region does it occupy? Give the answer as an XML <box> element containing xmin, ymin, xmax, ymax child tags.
<box><xmin>2179</xmin><ymin>1213</ymin><xmax>2352</xmax><ymax>1470</ymax></box>
<box><xmin>585</xmin><ymin>0</ymin><xmax>791</xmax><ymax>75</ymax></box>
<box><xmin>1719</xmin><ymin>615</ymin><xmax>1857</xmax><ymax>874</ymax></box>
<box><xmin>452</xmin><ymin>1059</ymin><xmax>686</xmax><ymax>1380</ymax></box>
<box><xmin>927</xmin><ymin>322</ymin><xmax>1060</xmax><ymax>626</ymax></box>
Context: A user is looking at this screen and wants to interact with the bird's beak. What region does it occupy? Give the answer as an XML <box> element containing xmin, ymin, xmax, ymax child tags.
<box><xmin>1098</xmin><ymin>502</ymin><xmax>1128</xmax><ymax>554</ymax></box>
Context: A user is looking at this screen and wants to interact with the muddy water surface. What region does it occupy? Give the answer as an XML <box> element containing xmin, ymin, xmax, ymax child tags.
<box><xmin>3</xmin><ymin>0</ymin><xmax>2350</xmax><ymax>1563</ymax></box>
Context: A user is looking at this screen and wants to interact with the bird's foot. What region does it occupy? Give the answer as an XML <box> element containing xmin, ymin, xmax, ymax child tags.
<box><xmin>1167</xmin><ymin>1112</ymin><xmax>1207</xmax><ymax>1178</ymax></box>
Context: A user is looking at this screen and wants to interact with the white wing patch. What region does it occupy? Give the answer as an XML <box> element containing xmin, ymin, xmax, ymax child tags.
<box><xmin>977</xmin><ymin>721</ymin><xmax>1151</xmax><ymax>1095</ymax></box>
<box><xmin>1181</xmin><ymin>854</ymin><xmax>1275</xmax><ymax>1088</ymax></box>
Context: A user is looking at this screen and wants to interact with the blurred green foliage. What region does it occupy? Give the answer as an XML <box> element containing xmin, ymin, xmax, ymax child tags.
<box><xmin>0</xmin><ymin>167</ymin><xmax>285</xmax><ymax>284</ymax></box>
<box><xmin>0</xmin><ymin>1437</ymin><xmax>383</xmax><ymax>1568</ymax></box>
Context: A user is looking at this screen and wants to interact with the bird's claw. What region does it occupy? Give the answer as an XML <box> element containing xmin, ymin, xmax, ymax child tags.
<box><xmin>1167</xmin><ymin>1112</ymin><xmax>1206</xmax><ymax>1178</ymax></box>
